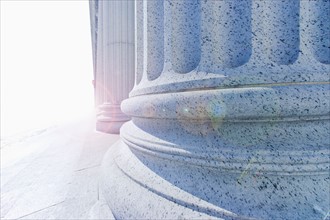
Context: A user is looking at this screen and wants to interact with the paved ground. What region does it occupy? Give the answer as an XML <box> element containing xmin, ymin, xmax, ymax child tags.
<box><xmin>1</xmin><ymin>116</ymin><xmax>119</xmax><ymax>219</ymax></box>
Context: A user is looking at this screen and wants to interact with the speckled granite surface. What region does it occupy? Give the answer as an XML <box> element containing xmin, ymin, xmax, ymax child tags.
<box><xmin>100</xmin><ymin>0</ymin><xmax>330</xmax><ymax>219</ymax></box>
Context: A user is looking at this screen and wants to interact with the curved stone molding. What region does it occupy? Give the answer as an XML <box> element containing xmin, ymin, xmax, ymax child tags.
<box><xmin>90</xmin><ymin>0</ymin><xmax>135</xmax><ymax>133</ymax></box>
<box><xmin>122</xmin><ymin>84</ymin><xmax>330</xmax><ymax>121</ymax></box>
<box><xmin>120</xmin><ymin>119</ymin><xmax>329</xmax><ymax>174</ymax></box>
<box><xmin>102</xmin><ymin>141</ymin><xmax>259</xmax><ymax>220</ymax></box>
<box><xmin>121</xmin><ymin>83</ymin><xmax>330</xmax><ymax>176</ymax></box>
<box><xmin>96</xmin><ymin>103</ymin><xmax>130</xmax><ymax>134</ymax></box>
<box><xmin>103</xmin><ymin>123</ymin><xmax>329</xmax><ymax>219</ymax></box>
<box><xmin>100</xmin><ymin>0</ymin><xmax>330</xmax><ymax>219</ymax></box>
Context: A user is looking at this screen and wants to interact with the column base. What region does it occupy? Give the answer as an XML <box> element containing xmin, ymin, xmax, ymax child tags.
<box><xmin>95</xmin><ymin>120</ymin><xmax>127</xmax><ymax>134</ymax></box>
<box><xmin>100</xmin><ymin>120</ymin><xmax>329</xmax><ymax>220</ymax></box>
<box><xmin>100</xmin><ymin>140</ymin><xmax>241</xmax><ymax>220</ymax></box>
<box><xmin>102</xmin><ymin>84</ymin><xmax>329</xmax><ymax>219</ymax></box>
<box><xmin>96</xmin><ymin>103</ymin><xmax>130</xmax><ymax>134</ymax></box>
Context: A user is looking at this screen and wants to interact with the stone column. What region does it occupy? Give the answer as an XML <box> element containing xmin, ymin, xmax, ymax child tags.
<box><xmin>89</xmin><ymin>0</ymin><xmax>135</xmax><ymax>134</ymax></box>
<box><xmin>102</xmin><ymin>0</ymin><xmax>330</xmax><ymax>219</ymax></box>
<box><xmin>89</xmin><ymin>0</ymin><xmax>98</xmax><ymax>106</ymax></box>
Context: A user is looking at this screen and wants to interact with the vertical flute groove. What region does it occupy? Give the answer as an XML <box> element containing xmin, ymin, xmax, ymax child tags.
<box><xmin>91</xmin><ymin>0</ymin><xmax>135</xmax><ymax>133</ymax></box>
<box><xmin>135</xmin><ymin>0</ymin><xmax>144</xmax><ymax>85</ymax></box>
<box><xmin>200</xmin><ymin>0</ymin><xmax>252</xmax><ymax>72</ymax></box>
<box><xmin>96</xmin><ymin>0</ymin><xmax>104</xmax><ymax>106</ymax></box>
<box><xmin>119</xmin><ymin>0</ymin><xmax>123</xmax><ymax>102</ymax></box>
<box><xmin>263</xmin><ymin>0</ymin><xmax>300</xmax><ymax>65</ymax></box>
<box><xmin>171</xmin><ymin>0</ymin><xmax>201</xmax><ymax>73</ymax></box>
<box><xmin>303</xmin><ymin>0</ymin><xmax>330</xmax><ymax>64</ymax></box>
<box><xmin>146</xmin><ymin>0</ymin><xmax>164</xmax><ymax>81</ymax></box>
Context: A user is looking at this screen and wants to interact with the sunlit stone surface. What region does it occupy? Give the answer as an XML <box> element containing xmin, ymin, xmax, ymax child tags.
<box><xmin>89</xmin><ymin>0</ymin><xmax>135</xmax><ymax>134</ymax></box>
<box><xmin>98</xmin><ymin>0</ymin><xmax>330</xmax><ymax>219</ymax></box>
<box><xmin>1</xmin><ymin>117</ymin><xmax>119</xmax><ymax>219</ymax></box>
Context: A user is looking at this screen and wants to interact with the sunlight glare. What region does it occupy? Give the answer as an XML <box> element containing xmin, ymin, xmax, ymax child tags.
<box><xmin>1</xmin><ymin>1</ymin><xmax>94</xmax><ymax>138</ymax></box>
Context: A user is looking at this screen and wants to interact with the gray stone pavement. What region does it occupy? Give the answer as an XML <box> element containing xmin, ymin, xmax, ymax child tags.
<box><xmin>1</xmin><ymin>116</ymin><xmax>119</xmax><ymax>219</ymax></box>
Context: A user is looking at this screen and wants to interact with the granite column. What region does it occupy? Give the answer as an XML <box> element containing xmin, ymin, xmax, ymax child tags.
<box><xmin>101</xmin><ymin>0</ymin><xmax>330</xmax><ymax>219</ymax></box>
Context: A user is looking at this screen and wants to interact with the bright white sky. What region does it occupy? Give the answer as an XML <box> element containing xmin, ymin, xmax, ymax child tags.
<box><xmin>1</xmin><ymin>1</ymin><xmax>94</xmax><ymax>138</ymax></box>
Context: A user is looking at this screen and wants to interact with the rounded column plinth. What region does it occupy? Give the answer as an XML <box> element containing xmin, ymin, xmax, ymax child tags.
<box><xmin>95</xmin><ymin>121</ymin><xmax>127</xmax><ymax>134</ymax></box>
<box><xmin>102</xmin><ymin>140</ymin><xmax>329</xmax><ymax>220</ymax></box>
<box><xmin>100</xmin><ymin>83</ymin><xmax>330</xmax><ymax>220</ymax></box>
<box><xmin>96</xmin><ymin>103</ymin><xmax>130</xmax><ymax>134</ymax></box>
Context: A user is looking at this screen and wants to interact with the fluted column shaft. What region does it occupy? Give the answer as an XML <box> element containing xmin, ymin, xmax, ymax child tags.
<box><xmin>89</xmin><ymin>0</ymin><xmax>134</xmax><ymax>134</ymax></box>
<box><xmin>102</xmin><ymin>0</ymin><xmax>330</xmax><ymax>219</ymax></box>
